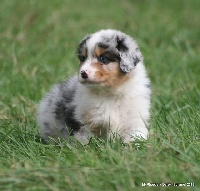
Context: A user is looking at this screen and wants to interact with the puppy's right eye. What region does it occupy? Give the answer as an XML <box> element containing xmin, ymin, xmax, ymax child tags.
<box><xmin>99</xmin><ymin>55</ymin><xmax>109</xmax><ymax>64</ymax></box>
<box><xmin>79</xmin><ymin>56</ymin><xmax>86</xmax><ymax>62</ymax></box>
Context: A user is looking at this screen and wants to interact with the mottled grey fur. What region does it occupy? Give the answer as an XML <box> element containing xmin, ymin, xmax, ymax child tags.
<box><xmin>37</xmin><ymin>77</ymin><xmax>81</xmax><ymax>140</ymax></box>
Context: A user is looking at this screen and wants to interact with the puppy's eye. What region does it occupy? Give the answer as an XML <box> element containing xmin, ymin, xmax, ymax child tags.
<box><xmin>79</xmin><ymin>56</ymin><xmax>86</xmax><ymax>62</ymax></box>
<box><xmin>99</xmin><ymin>56</ymin><xmax>109</xmax><ymax>64</ymax></box>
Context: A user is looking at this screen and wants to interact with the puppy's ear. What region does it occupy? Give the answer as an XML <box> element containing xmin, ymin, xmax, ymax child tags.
<box><xmin>77</xmin><ymin>34</ymin><xmax>91</xmax><ymax>55</ymax></box>
<box><xmin>79</xmin><ymin>34</ymin><xmax>91</xmax><ymax>48</ymax></box>
<box><xmin>116</xmin><ymin>36</ymin><xmax>141</xmax><ymax>73</ymax></box>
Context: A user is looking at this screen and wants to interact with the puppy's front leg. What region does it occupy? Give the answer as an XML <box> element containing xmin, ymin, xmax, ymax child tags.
<box><xmin>121</xmin><ymin>122</ymin><xmax>149</xmax><ymax>143</ymax></box>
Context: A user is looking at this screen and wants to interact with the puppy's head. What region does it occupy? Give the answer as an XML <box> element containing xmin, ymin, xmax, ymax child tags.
<box><xmin>77</xmin><ymin>29</ymin><xmax>142</xmax><ymax>88</ymax></box>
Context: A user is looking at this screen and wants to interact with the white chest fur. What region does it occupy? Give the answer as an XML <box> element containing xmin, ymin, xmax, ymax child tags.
<box><xmin>75</xmin><ymin>87</ymin><xmax>122</xmax><ymax>130</ymax></box>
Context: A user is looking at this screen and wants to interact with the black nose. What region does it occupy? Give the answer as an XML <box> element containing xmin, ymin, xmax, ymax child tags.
<box><xmin>81</xmin><ymin>70</ymin><xmax>88</xmax><ymax>79</ymax></box>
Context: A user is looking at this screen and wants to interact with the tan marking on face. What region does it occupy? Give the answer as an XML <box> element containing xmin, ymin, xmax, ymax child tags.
<box><xmin>92</xmin><ymin>47</ymin><xmax>129</xmax><ymax>87</ymax></box>
<box><xmin>95</xmin><ymin>47</ymin><xmax>106</xmax><ymax>57</ymax></box>
<box><xmin>91</xmin><ymin>61</ymin><xmax>130</xmax><ymax>87</ymax></box>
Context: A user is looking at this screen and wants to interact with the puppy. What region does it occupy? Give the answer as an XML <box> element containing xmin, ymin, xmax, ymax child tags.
<box><xmin>37</xmin><ymin>29</ymin><xmax>151</xmax><ymax>144</ymax></box>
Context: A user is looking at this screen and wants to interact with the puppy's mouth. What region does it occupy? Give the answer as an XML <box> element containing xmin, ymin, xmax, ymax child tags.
<box><xmin>79</xmin><ymin>77</ymin><xmax>106</xmax><ymax>85</ymax></box>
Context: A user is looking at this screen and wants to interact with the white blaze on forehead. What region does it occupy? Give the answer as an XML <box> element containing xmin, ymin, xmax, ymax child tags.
<box><xmin>86</xmin><ymin>29</ymin><xmax>118</xmax><ymax>54</ymax></box>
<box><xmin>85</xmin><ymin>29</ymin><xmax>128</xmax><ymax>55</ymax></box>
<box><xmin>85</xmin><ymin>29</ymin><xmax>139</xmax><ymax>55</ymax></box>
<box><xmin>86</xmin><ymin>32</ymin><xmax>102</xmax><ymax>58</ymax></box>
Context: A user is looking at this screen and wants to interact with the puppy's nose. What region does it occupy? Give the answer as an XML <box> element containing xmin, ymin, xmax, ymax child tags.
<box><xmin>81</xmin><ymin>70</ymin><xmax>88</xmax><ymax>79</ymax></box>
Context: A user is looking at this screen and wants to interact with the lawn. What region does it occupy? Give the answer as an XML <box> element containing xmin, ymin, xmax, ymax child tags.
<box><xmin>0</xmin><ymin>0</ymin><xmax>199</xmax><ymax>190</ymax></box>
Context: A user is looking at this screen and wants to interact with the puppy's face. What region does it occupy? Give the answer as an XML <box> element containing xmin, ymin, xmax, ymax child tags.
<box><xmin>77</xmin><ymin>30</ymin><xmax>142</xmax><ymax>88</ymax></box>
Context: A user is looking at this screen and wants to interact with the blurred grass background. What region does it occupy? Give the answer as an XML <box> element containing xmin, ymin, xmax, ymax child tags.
<box><xmin>0</xmin><ymin>0</ymin><xmax>200</xmax><ymax>190</ymax></box>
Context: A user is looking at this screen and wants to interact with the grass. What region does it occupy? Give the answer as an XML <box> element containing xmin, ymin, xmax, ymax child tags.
<box><xmin>0</xmin><ymin>0</ymin><xmax>200</xmax><ymax>190</ymax></box>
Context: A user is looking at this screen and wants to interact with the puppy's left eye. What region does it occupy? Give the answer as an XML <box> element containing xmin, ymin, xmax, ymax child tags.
<box><xmin>99</xmin><ymin>56</ymin><xmax>109</xmax><ymax>64</ymax></box>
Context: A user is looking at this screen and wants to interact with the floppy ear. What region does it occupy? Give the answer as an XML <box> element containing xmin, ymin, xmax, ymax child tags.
<box><xmin>116</xmin><ymin>36</ymin><xmax>141</xmax><ymax>73</ymax></box>
<box><xmin>77</xmin><ymin>34</ymin><xmax>91</xmax><ymax>56</ymax></box>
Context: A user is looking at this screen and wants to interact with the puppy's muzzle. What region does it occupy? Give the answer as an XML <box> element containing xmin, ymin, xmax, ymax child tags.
<box><xmin>81</xmin><ymin>70</ymin><xmax>88</xmax><ymax>79</ymax></box>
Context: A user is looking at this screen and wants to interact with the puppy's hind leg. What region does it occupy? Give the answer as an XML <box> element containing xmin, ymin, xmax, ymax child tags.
<box><xmin>37</xmin><ymin>86</ymin><xmax>69</xmax><ymax>142</ymax></box>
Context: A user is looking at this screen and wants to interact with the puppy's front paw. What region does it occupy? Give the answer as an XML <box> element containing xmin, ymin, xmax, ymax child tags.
<box><xmin>123</xmin><ymin>130</ymin><xmax>148</xmax><ymax>143</ymax></box>
<box><xmin>73</xmin><ymin>126</ymin><xmax>92</xmax><ymax>145</ymax></box>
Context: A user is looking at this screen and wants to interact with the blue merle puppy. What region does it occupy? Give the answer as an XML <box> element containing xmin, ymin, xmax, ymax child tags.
<box><xmin>37</xmin><ymin>29</ymin><xmax>151</xmax><ymax>144</ymax></box>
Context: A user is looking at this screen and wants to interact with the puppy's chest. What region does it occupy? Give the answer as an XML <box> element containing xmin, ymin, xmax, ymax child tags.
<box><xmin>75</xmin><ymin>96</ymin><xmax>124</xmax><ymax>128</ymax></box>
